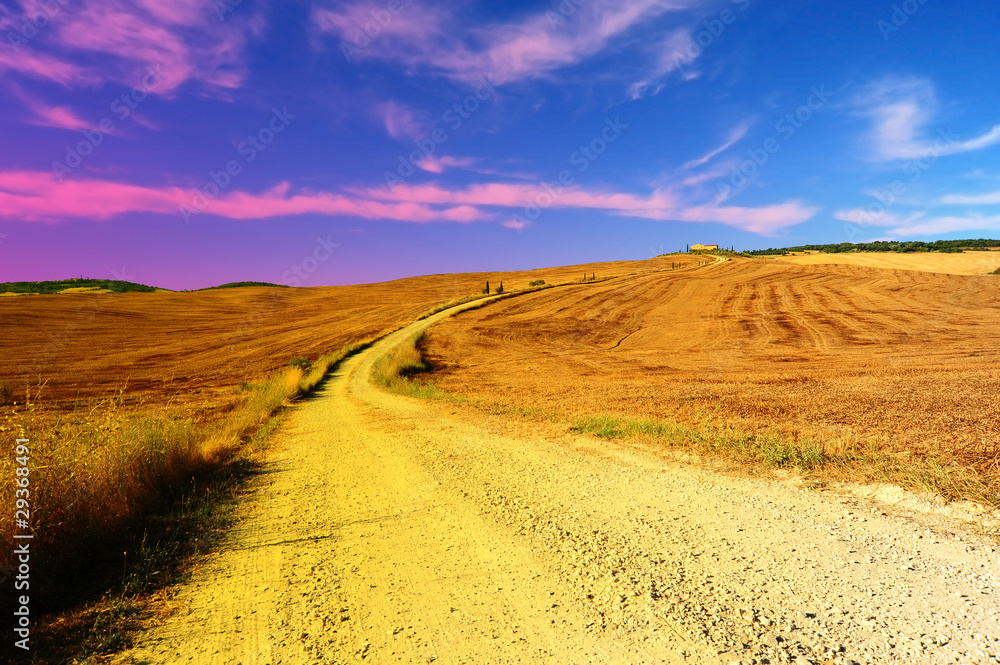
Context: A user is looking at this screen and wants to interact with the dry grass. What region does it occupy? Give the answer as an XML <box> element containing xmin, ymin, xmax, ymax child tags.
<box><xmin>372</xmin><ymin>333</ymin><xmax>449</xmax><ymax>400</ymax></box>
<box><xmin>775</xmin><ymin>249</ymin><xmax>1000</xmax><ymax>275</ymax></box>
<box><xmin>422</xmin><ymin>256</ymin><xmax>1000</xmax><ymax>508</ymax></box>
<box><xmin>0</xmin><ymin>338</ymin><xmax>374</xmax><ymax>663</ymax></box>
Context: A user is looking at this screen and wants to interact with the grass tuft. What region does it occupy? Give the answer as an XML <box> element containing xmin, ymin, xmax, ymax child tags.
<box><xmin>372</xmin><ymin>333</ymin><xmax>450</xmax><ymax>399</ymax></box>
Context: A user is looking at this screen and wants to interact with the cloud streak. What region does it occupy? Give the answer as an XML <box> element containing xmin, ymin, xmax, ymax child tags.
<box><xmin>854</xmin><ymin>77</ymin><xmax>1000</xmax><ymax>161</ymax></box>
<box><xmin>0</xmin><ymin>0</ymin><xmax>261</xmax><ymax>93</ymax></box>
<box><xmin>0</xmin><ymin>171</ymin><xmax>816</xmax><ymax>235</ymax></box>
<box><xmin>315</xmin><ymin>0</ymin><xmax>697</xmax><ymax>87</ymax></box>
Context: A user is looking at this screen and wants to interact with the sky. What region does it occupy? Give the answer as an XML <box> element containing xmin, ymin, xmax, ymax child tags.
<box><xmin>2</xmin><ymin>0</ymin><xmax>1000</xmax><ymax>289</ymax></box>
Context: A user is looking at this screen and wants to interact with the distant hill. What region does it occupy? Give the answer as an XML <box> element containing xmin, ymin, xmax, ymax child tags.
<box><xmin>0</xmin><ymin>278</ymin><xmax>162</xmax><ymax>294</ymax></box>
<box><xmin>200</xmin><ymin>281</ymin><xmax>288</xmax><ymax>290</ymax></box>
<box><xmin>746</xmin><ymin>239</ymin><xmax>1000</xmax><ymax>256</ymax></box>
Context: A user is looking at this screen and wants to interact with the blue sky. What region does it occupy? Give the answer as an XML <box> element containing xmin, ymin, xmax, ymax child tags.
<box><xmin>1</xmin><ymin>0</ymin><xmax>999</xmax><ymax>289</ymax></box>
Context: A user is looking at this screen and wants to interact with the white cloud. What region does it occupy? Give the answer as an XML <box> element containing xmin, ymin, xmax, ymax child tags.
<box><xmin>680</xmin><ymin>119</ymin><xmax>753</xmax><ymax>171</ymax></box>
<box><xmin>853</xmin><ymin>77</ymin><xmax>1000</xmax><ymax>161</ymax></box>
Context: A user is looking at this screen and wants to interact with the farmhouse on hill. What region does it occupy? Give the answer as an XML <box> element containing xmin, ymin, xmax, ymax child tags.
<box><xmin>691</xmin><ymin>243</ymin><xmax>719</xmax><ymax>251</ymax></box>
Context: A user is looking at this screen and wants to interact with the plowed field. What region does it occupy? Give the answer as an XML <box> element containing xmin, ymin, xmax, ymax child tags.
<box><xmin>0</xmin><ymin>255</ymin><xmax>697</xmax><ymax>411</ymax></box>
<box><xmin>423</xmin><ymin>256</ymin><xmax>1000</xmax><ymax>456</ymax></box>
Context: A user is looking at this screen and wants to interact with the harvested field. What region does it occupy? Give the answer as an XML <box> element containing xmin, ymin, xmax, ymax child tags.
<box><xmin>775</xmin><ymin>249</ymin><xmax>1000</xmax><ymax>275</ymax></box>
<box><xmin>422</xmin><ymin>256</ymin><xmax>1000</xmax><ymax>468</ymax></box>
<box><xmin>0</xmin><ymin>255</ymin><xmax>698</xmax><ymax>412</ymax></box>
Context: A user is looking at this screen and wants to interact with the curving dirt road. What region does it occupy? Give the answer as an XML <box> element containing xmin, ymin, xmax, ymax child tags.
<box><xmin>117</xmin><ymin>300</ymin><xmax>999</xmax><ymax>665</ymax></box>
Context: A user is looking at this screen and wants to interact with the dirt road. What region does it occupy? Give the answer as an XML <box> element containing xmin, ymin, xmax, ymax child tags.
<box><xmin>117</xmin><ymin>301</ymin><xmax>999</xmax><ymax>665</ymax></box>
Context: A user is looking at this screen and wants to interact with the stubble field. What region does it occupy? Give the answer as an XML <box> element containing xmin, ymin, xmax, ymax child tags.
<box><xmin>0</xmin><ymin>255</ymin><xmax>694</xmax><ymax>414</ymax></box>
<box><xmin>421</xmin><ymin>254</ymin><xmax>1000</xmax><ymax>492</ymax></box>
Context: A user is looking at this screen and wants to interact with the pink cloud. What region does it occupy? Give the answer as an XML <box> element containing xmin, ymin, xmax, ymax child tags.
<box><xmin>358</xmin><ymin>182</ymin><xmax>815</xmax><ymax>234</ymax></box>
<box><xmin>0</xmin><ymin>171</ymin><xmax>816</xmax><ymax>235</ymax></box>
<box><xmin>30</xmin><ymin>103</ymin><xmax>91</xmax><ymax>130</ymax></box>
<box><xmin>315</xmin><ymin>0</ymin><xmax>696</xmax><ymax>87</ymax></box>
<box><xmin>0</xmin><ymin>0</ymin><xmax>259</xmax><ymax>93</ymax></box>
<box><xmin>12</xmin><ymin>87</ymin><xmax>93</xmax><ymax>129</ymax></box>
<box><xmin>0</xmin><ymin>171</ymin><xmax>489</xmax><ymax>225</ymax></box>
<box><xmin>0</xmin><ymin>49</ymin><xmax>97</xmax><ymax>87</ymax></box>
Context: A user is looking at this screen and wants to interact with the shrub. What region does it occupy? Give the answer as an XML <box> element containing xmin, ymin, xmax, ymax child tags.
<box><xmin>495</xmin><ymin>281</ymin><xmax>504</xmax><ymax>294</ymax></box>
<box><xmin>288</xmin><ymin>356</ymin><xmax>313</xmax><ymax>371</ymax></box>
<box><xmin>529</xmin><ymin>279</ymin><xmax>545</xmax><ymax>287</ymax></box>
<box><xmin>992</xmin><ymin>266</ymin><xmax>1000</xmax><ymax>275</ymax></box>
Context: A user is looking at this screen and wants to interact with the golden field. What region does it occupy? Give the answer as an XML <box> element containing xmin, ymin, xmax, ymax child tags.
<box><xmin>422</xmin><ymin>254</ymin><xmax>1000</xmax><ymax>495</ymax></box>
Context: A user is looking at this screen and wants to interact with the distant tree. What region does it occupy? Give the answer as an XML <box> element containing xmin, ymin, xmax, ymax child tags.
<box><xmin>495</xmin><ymin>281</ymin><xmax>504</xmax><ymax>294</ymax></box>
<box><xmin>483</xmin><ymin>280</ymin><xmax>490</xmax><ymax>294</ymax></box>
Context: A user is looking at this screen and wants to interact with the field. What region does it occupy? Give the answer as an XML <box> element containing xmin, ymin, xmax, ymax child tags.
<box><xmin>422</xmin><ymin>254</ymin><xmax>1000</xmax><ymax>493</ymax></box>
<box><xmin>5</xmin><ymin>250</ymin><xmax>1000</xmax><ymax>662</ymax></box>
<box><xmin>0</xmin><ymin>256</ymin><xmax>697</xmax><ymax>414</ymax></box>
<box><xmin>1</xmin><ymin>255</ymin><xmax>711</xmax><ymax>657</ymax></box>
<box><xmin>774</xmin><ymin>249</ymin><xmax>1000</xmax><ymax>275</ymax></box>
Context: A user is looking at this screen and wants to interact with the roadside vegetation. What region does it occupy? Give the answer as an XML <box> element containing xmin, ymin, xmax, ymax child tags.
<box><xmin>569</xmin><ymin>413</ymin><xmax>999</xmax><ymax>512</ymax></box>
<box><xmin>378</xmin><ymin>323</ymin><xmax>1000</xmax><ymax>521</ymax></box>
<box><xmin>372</xmin><ymin>333</ymin><xmax>449</xmax><ymax>400</ymax></box>
<box><xmin>0</xmin><ymin>339</ymin><xmax>371</xmax><ymax>661</ymax></box>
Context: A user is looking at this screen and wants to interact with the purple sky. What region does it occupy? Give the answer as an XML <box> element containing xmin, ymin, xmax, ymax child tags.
<box><xmin>2</xmin><ymin>0</ymin><xmax>1000</xmax><ymax>289</ymax></box>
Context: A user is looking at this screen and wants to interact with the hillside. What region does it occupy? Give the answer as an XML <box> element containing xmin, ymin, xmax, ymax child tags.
<box><xmin>0</xmin><ymin>255</ymin><xmax>699</xmax><ymax>412</ymax></box>
<box><xmin>422</xmin><ymin>255</ymin><xmax>1000</xmax><ymax>465</ymax></box>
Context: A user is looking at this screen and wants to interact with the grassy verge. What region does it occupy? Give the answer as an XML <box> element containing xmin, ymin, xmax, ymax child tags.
<box><xmin>0</xmin><ymin>338</ymin><xmax>373</xmax><ymax>661</ymax></box>
<box><xmin>378</xmin><ymin>332</ymin><xmax>1000</xmax><ymax>518</ymax></box>
<box><xmin>564</xmin><ymin>411</ymin><xmax>998</xmax><ymax>514</ymax></box>
<box><xmin>372</xmin><ymin>332</ymin><xmax>451</xmax><ymax>400</ymax></box>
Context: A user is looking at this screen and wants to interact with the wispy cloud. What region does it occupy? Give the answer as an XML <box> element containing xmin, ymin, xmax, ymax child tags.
<box><xmin>680</xmin><ymin>119</ymin><xmax>753</xmax><ymax>171</ymax></box>
<box><xmin>628</xmin><ymin>29</ymin><xmax>701</xmax><ymax>100</ymax></box>
<box><xmin>941</xmin><ymin>190</ymin><xmax>1000</xmax><ymax>205</ymax></box>
<box><xmin>853</xmin><ymin>77</ymin><xmax>1000</xmax><ymax>161</ymax></box>
<box><xmin>11</xmin><ymin>85</ymin><xmax>92</xmax><ymax>129</ymax></box>
<box><xmin>834</xmin><ymin>205</ymin><xmax>1000</xmax><ymax>237</ymax></box>
<box><xmin>0</xmin><ymin>0</ymin><xmax>262</xmax><ymax>93</ymax></box>
<box><xmin>375</xmin><ymin>101</ymin><xmax>424</xmax><ymax>140</ymax></box>
<box><xmin>0</xmin><ymin>170</ymin><xmax>817</xmax><ymax>235</ymax></box>
<box><xmin>315</xmin><ymin>0</ymin><xmax>697</xmax><ymax>88</ymax></box>
<box><xmin>363</xmin><ymin>182</ymin><xmax>816</xmax><ymax>234</ymax></box>
<box><xmin>417</xmin><ymin>155</ymin><xmax>477</xmax><ymax>174</ymax></box>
